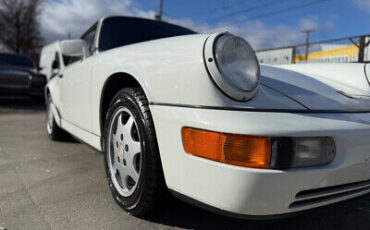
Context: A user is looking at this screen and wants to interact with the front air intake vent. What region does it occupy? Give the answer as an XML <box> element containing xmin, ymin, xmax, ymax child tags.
<box><xmin>290</xmin><ymin>179</ymin><xmax>370</xmax><ymax>209</ymax></box>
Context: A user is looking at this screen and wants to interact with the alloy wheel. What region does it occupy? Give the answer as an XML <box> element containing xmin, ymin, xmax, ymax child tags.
<box><xmin>107</xmin><ymin>107</ymin><xmax>142</xmax><ymax>197</ymax></box>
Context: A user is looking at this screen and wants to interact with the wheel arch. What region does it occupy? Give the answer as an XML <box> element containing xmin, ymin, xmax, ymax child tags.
<box><xmin>45</xmin><ymin>86</ymin><xmax>50</xmax><ymax>102</ymax></box>
<box><xmin>100</xmin><ymin>72</ymin><xmax>146</xmax><ymax>136</ymax></box>
<box><xmin>100</xmin><ymin>73</ymin><xmax>168</xmax><ymax>194</ymax></box>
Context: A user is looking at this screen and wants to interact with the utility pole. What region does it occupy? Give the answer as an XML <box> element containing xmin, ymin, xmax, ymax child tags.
<box><xmin>155</xmin><ymin>0</ymin><xmax>163</xmax><ymax>21</ymax></box>
<box><xmin>302</xmin><ymin>29</ymin><xmax>315</xmax><ymax>62</ymax></box>
<box><xmin>358</xmin><ymin>36</ymin><xmax>365</xmax><ymax>63</ymax></box>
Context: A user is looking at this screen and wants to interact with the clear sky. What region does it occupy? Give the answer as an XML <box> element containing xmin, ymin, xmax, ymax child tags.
<box><xmin>43</xmin><ymin>0</ymin><xmax>370</xmax><ymax>49</ymax></box>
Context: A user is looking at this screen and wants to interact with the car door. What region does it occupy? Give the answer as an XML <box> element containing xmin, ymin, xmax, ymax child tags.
<box><xmin>59</xmin><ymin>25</ymin><xmax>97</xmax><ymax>132</ymax></box>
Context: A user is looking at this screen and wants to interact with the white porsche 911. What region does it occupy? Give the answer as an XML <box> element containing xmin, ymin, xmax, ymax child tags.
<box><xmin>45</xmin><ymin>16</ymin><xmax>370</xmax><ymax>219</ymax></box>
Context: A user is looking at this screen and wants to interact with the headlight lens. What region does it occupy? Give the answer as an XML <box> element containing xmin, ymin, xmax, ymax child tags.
<box><xmin>204</xmin><ymin>33</ymin><xmax>260</xmax><ymax>101</ymax></box>
<box><xmin>214</xmin><ymin>34</ymin><xmax>260</xmax><ymax>92</ymax></box>
<box><xmin>291</xmin><ymin>137</ymin><xmax>336</xmax><ymax>167</ymax></box>
<box><xmin>271</xmin><ymin>137</ymin><xmax>336</xmax><ymax>169</ymax></box>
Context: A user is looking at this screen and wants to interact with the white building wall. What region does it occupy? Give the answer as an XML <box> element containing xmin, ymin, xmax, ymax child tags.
<box><xmin>256</xmin><ymin>48</ymin><xmax>293</xmax><ymax>65</ymax></box>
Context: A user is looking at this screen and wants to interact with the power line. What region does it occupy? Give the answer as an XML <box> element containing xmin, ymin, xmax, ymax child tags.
<box><xmin>224</xmin><ymin>0</ymin><xmax>331</xmax><ymax>25</ymax></box>
<box><xmin>207</xmin><ymin>0</ymin><xmax>291</xmax><ymax>22</ymax></box>
<box><xmin>208</xmin><ymin>0</ymin><xmax>252</xmax><ymax>14</ymax></box>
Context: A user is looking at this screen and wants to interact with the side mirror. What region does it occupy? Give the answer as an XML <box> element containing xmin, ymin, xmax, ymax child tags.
<box><xmin>61</xmin><ymin>39</ymin><xmax>89</xmax><ymax>58</ymax></box>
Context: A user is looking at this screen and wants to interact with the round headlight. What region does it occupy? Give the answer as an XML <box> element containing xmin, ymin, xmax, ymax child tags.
<box><xmin>204</xmin><ymin>33</ymin><xmax>260</xmax><ymax>101</ymax></box>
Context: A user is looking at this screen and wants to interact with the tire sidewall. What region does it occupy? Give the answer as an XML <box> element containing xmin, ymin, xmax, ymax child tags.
<box><xmin>103</xmin><ymin>89</ymin><xmax>149</xmax><ymax>212</ymax></box>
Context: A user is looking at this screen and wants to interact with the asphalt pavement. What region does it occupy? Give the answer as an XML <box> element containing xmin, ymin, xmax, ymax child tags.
<box><xmin>0</xmin><ymin>100</ymin><xmax>370</xmax><ymax>230</ymax></box>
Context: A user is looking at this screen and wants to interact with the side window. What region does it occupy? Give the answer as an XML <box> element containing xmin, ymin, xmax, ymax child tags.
<box><xmin>50</xmin><ymin>52</ymin><xmax>61</xmax><ymax>79</ymax></box>
<box><xmin>52</xmin><ymin>52</ymin><xmax>60</xmax><ymax>69</ymax></box>
<box><xmin>82</xmin><ymin>27</ymin><xmax>97</xmax><ymax>54</ymax></box>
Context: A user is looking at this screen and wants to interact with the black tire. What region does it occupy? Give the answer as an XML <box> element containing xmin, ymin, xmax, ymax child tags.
<box><xmin>103</xmin><ymin>87</ymin><xmax>165</xmax><ymax>216</ymax></box>
<box><xmin>46</xmin><ymin>97</ymin><xmax>70</xmax><ymax>141</ymax></box>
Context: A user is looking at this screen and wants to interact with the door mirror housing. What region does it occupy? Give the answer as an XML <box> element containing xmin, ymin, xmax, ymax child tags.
<box><xmin>61</xmin><ymin>39</ymin><xmax>90</xmax><ymax>58</ymax></box>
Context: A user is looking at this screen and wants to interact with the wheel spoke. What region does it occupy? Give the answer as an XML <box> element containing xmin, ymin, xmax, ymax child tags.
<box><xmin>130</xmin><ymin>141</ymin><xmax>141</xmax><ymax>156</ymax></box>
<box><xmin>112</xmin><ymin>132</ymin><xmax>119</xmax><ymax>148</ymax></box>
<box><xmin>127</xmin><ymin>162</ymin><xmax>139</xmax><ymax>183</ymax></box>
<box><xmin>124</xmin><ymin>117</ymin><xmax>134</xmax><ymax>133</ymax></box>
<box><xmin>111</xmin><ymin>156</ymin><xmax>117</xmax><ymax>171</ymax></box>
<box><xmin>117</xmin><ymin>165</ymin><xmax>128</xmax><ymax>190</ymax></box>
<box><xmin>115</xmin><ymin>114</ymin><xmax>125</xmax><ymax>134</ymax></box>
<box><xmin>107</xmin><ymin>108</ymin><xmax>142</xmax><ymax>197</ymax></box>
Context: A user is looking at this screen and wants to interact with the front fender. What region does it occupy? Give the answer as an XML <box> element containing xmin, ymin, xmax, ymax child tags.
<box><xmin>46</xmin><ymin>77</ymin><xmax>62</xmax><ymax>125</ymax></box>
<box><xmin>89</xmin><ymin>34</ymin><xmax>306</xmax><ymax>135</ymax></box>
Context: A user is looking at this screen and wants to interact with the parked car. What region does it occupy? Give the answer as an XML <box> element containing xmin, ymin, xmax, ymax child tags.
<box><xmin>0</xmin><ymin>52</ymin><xmax>46</xmax><ymax>101</ymax></box>
<box><xmin>39</xmin><ymin>41</ymin><xmax>64</xmax><ymax>81</ymax></box>
<box><xmin>45</xmin><ymin>16</ymin><xmax>370</xmax><ymax>218</ymax></box>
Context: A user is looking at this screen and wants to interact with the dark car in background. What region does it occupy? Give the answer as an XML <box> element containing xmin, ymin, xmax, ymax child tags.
<box><xmin>0</xmin><ymin>53</ymin><xmax>46</xmax><ymax>102</ymax></box>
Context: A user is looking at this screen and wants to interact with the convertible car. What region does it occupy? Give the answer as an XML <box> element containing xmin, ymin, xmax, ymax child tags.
<box><xmin>45</xmin><ymin>16</ymin><xmax>370</xmax><ymax>218</ymax></box>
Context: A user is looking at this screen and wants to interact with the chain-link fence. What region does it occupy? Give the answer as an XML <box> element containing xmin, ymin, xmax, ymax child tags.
<box><xmin>256</xmin><ymin>34</ymin><xmax>370</xmax><ymax>65</ymax></box>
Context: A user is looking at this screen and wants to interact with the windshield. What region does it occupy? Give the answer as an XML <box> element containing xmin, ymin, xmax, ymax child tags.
<box><xmin>0</xmin><ymin>53</ymin><xmax>34</xmax><ymax>68</ymax></box>
<box><xmin>98</xmin><ymin>17</ymin><xmax>196</xmax><ymax>52</ymax></box>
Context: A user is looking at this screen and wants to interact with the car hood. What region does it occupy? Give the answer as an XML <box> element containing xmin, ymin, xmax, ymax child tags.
<box><xmin>0</xmin><ymin>65</ymin><xmax>37</xmax><ymax>74</ymax></box>
<box><xmin>260</xmin><ymin>63</ymin><xmax>370</xmax><ymax>111</ymax></box>
<box><xmin>0</xmin><ymin>65</ymin><xmax>46</xmax><ymax>80</ymax></box>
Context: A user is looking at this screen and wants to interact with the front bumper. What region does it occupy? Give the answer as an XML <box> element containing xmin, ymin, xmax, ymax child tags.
<box><xmin>150</xmin><ymin>104</ymin><xmax>370</xmax><ymax>217</ymax></box>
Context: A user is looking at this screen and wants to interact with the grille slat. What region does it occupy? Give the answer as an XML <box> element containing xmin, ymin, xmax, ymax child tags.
<box><xmin>290</xmin><ymin>187</ymin><xmax>370</xmax><ymax>209</ymax></box>
<box><xmin>0</xmin><ymin>71</ymin><xmax>30</xmax><ymax>88</ymax></box>
<box><xmin>290</xmin><ymin>179</ymin><xmax>370</xmax><ymax>209</ymax></box>
<box><xmin>296</xmin><ymin>179</ymin><xmax>370</xmax><ymax>200</ymax></box>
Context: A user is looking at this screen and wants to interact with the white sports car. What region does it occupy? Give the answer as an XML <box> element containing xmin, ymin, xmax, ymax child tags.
<box><xmin>45</xmin><ymin>16</ymin><xmax>370</xmax><ymax>219</ymax></box>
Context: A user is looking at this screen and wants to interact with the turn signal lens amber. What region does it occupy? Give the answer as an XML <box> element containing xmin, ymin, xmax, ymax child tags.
<box><xmin>182</xmin><ymin>128</ymin><xmax>271</xmax><ymax>168</ymax></box>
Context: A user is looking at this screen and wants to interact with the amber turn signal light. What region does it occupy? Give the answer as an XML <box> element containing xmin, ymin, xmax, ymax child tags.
<box><xmin>182</xmin><ymin>128</ymin><xmax>271</xmax><ymax>169</ymax></box>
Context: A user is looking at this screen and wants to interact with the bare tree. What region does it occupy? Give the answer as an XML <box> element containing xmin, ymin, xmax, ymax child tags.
<box><xmin>0</xmin><ymin>0</ymin><xmax>44</xmax><ymax>63</ymax></box>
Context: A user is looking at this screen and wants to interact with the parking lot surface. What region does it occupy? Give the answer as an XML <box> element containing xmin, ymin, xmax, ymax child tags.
<box><xmin>0</xmin><ymin>102</ymin><xmax>370</xmax><ymax>230</ymax></box>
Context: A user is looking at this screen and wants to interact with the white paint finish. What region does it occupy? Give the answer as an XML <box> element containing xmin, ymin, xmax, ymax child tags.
<box><xmin>60</xmin><ymin>39</ymin><xmax>90</xmax><ymax>57</ymax></box>
<box><xmin>261</xmin><ymin>64</ymin><xmax>370</xmax><ymax>111</ymax></box>
<box><xmin>151</xmin><ymin>104</ymin><xmax>370</xmax><ymax>215</ymax></box>
<box><xmin>50</xmin><ymin>102</ymin><xmax>61</xmax><ymax>126</ymax></box>
<box><xmin>39</xmin><ymin>41</ymin><xmax>65</xmax><ymax>81</ymax></box>
<box><xmin>61</xmin><ymin>119</ymin><xmax>101</xmax><ymax>151</ymax></box>
<box><xmin>88</xmin><ymin>34</ymin><xmax>307</xmax><ymax>135</ymax></box>
<box><xmin>44</xmin><ymin>17</ymin><xmax>370</xmax><ymax>217</ymax></box>
<box><xmin>60</xmin><ymin>57</ymin><xmax>95</xmax><ymax>131</ymax></box>
<box><xmin>46</xmin><ymin>76</ymin><xmax>62</xmax><ymax>112</ymax></box>
<box><xmin>278</xmin><ymin>63</ymin><xmax>369</xmax><ymax>94</ymax></box>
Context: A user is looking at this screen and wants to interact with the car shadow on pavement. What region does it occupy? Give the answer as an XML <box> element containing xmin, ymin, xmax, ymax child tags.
<box><xmin>146</xmin><ymin>194</ymin><xmax>370</xmax><ymax>230</ymax></box>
